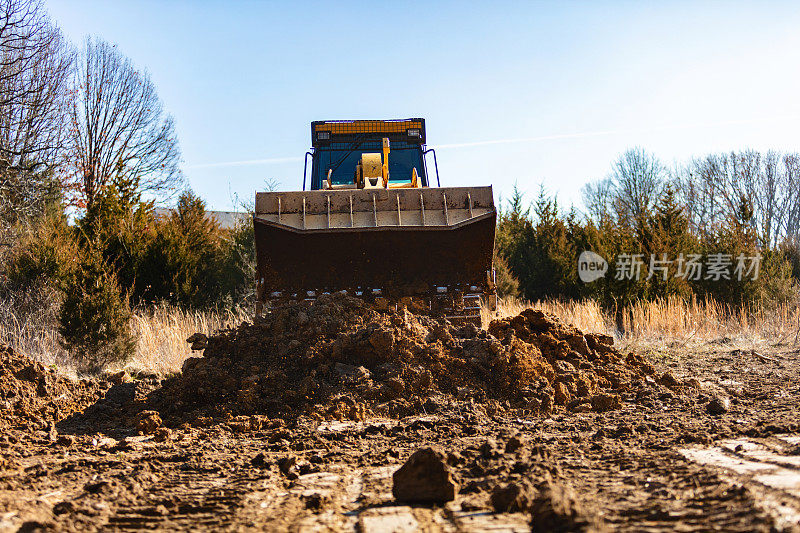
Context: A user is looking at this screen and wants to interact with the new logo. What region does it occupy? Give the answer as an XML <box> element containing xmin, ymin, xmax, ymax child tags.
<box><xmin>578</xmin><ymin>251</ymin><xmax>608</xmax><ymax>283</ymax></box>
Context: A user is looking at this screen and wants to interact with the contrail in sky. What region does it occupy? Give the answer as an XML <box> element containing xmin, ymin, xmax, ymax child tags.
<box><xmin>433</xmin><ymin>129</ymin><xmax>624</xmax><ymax>149</ymax></box>
<box><xmin>433</xmin><ymin>116</ymin><xmax>800</xmax><ymax>149</ymax></box>
<box><xmin>185</xmin><ymin>116</ymin><xmax>800</xmax><ymax>169</ymax></box>
<box><xmin>186</xmin><ymin>156</ymin><xmax>303</xmax><ymax>169</ymax></box>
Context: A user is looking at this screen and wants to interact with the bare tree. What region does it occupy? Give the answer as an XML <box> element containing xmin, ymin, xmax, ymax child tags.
<box><xmin>67</xmin><ymin>37</ymin><xmax>182</xmax><ymax>210</ymax></box>
<box><xmin>782</xmin><ymin>154</ymin><xmax>800</xmax><ymax>244</ymax></box>
<box><xmin>581</xmin><ymin>177</ymin><xmax>614</xmax><ymax>225</ymax></box>
<box><xmin>0</xmin><ymin>0</ymin><xmax>72</xmax><ymax>226</ymax></box>
<box><xmin>583</xmin><ymin>147</ymin><xmax>665</xmax><ymax>225</ymax></box>
<box><xmin>608</xmin><ymin>147</ymin><xmax>665</xmax><ymax>224</ymax></box>
<box><xmin>680</xmin><ymin>150</ymin><xmax>800</xmax><ymax>247</ymax></box>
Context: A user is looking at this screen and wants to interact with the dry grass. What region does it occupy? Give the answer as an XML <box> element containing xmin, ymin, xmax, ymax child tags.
<box><xmin>126</xmin><ymin>305</ymin><xmax>249</xmax><ymax>375</ymax></box>
<box><xmin>0</xmin><ymin>291</ymin><xmax>248</xmax><ymax>375</ymax></box>
<box><xmin>0</xmin><ymin>283</ymin><xmax>73</xmax><ymax>371</ymax></box>
<box><xmin>484</xmin><ymin>295</ymin><xmax>800</xmax><ymax>349</ymax></box>
<box><xmin>3</xmin><ymin>290</ymin><xmax>799</xmax><ymax>376</ymax></box>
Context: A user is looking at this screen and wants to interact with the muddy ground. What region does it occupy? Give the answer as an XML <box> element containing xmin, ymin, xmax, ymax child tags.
<box><xmin>1</xmin><ymin>305</ymin><xmax>799</xmax><ymax>532</ymax></box>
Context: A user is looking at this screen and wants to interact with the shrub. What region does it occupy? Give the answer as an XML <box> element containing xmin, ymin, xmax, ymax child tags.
<box><xmin>217</xmin><ymin>215</ymin><xmax>256</xmax><ymax>303</ymax></box>
<box><xmin>58</xmin><ymin>244</ymin><xmax>136</xmax><ymax>372</ymax></box>
<box><xmin>77</xmin><ymin>176</ymin><xmax>158</xmax><ymax>304</ymax></box>
<box><xmin>4</xmin><ymin>214</ymin><xmax>76</xmax><ymax>288</ymax></box>
<box><xmin>493</xmin><ymin>252</ymin><xmax>519</xmax><ymax>298</ymax></box>
<box><xmin>139</xmin><ymin>191</ymin><xmax>228</xmax><ymax>307</ymax></box>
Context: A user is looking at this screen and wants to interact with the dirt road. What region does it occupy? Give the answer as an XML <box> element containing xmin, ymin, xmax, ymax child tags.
<box><xmin>1</xmin><ymin>339</ymin><xmax>799</xmax><ymax>531</ymax></box>
<box><xmin>2</xmin><ymin>298</ymin><xmax>799</xmax><ymax>531</ymax></box>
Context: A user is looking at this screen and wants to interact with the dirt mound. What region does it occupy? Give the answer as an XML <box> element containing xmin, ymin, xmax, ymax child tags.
<box><xmin>149</xmin><ymin>293</ymin><xmax>664</xmax><ymax>426</ymax></box>
<box><xmin>0</xmin><ymin>343</ymin><xmax>105</xmax><ymax>432</ymax></box>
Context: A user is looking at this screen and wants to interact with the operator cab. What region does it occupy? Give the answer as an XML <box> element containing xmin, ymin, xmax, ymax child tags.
<box><xmin>307</xmin><ymin>119</ymin><xmax>433</xmax><ymax>191</ymax></box>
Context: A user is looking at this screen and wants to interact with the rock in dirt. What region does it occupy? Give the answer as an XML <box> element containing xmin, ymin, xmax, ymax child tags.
<box><xmin>136</xmin><ymin>410</ymin><xmax>162</xmax><ymax>435</ymax></box>
<box><xmin>393</xmin><ymin>447</ymin><xmax>458</xmax><ymax>503</ymax></box>
<box><xmin>706</xmin><ymin>396</ymin><xmax>730</xmax><ymax>415</ymax></box>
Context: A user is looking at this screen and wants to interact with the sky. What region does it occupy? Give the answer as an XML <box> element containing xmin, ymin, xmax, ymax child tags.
<box><xmin>45</xmin><ymin>0</ymin><xmax>800</xmax><ymax>212</ymax></box>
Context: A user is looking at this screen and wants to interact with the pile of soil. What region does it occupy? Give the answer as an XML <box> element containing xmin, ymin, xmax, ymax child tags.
<box><xmin>151</xmin><ymin>293</ymin><xmax>667</xmax><ymax>426</ymax></box>
<box><xmin>0</xmin><ymin>343</ymin><xmax>105</xmax><ymax>432</ymax></box>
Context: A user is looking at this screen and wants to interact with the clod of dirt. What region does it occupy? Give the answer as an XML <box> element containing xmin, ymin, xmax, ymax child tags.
<box><xmin>56</xmin><ymin>434</ymin><xmax>75</xmax><ymax>447</ymax></box>
<box><xmin>277</xmin><ymin>455</ymin><xmax>297</xmax><ymax>477</ymax></box>
<box><xmin>136</xmin><ymin>410</ymin><xmax>162</xmax><ymax>435</ymax></box>
<box><xmin>84</xmin><ymin>479</ymin><xmax>113</xmax><ymax>495</ymax></box>
<box><xmin>186</xmin><ymin>333</ymin><xmax>208</xmax><ymax>351</ymax></box>
<box><xmin>304</xmin><ymin>492</ymin><xmax>329</xmax><ymax>511</ymax></box>
<box><xmin>153</xmin><ymin>427</ymin><xmax>172</xmax><ymax>442</ymax></box>
<box><xmin>251</xmin><ymin>452</ymin><xmax>267</xmax><ymax>468</ymax></box>
<box><xmin>706</xmin><ymin>396</ymin><xmax>730</xmax><ymax>415</ymax></box>
<box><xmin>105</xmin><ymin>370</ymin><xmax>130</xmax><ymax>385</ymax></box>
<box><xmin>480</xmin><ymin>438</ymin><xmax>500</xmax><ymax>458</ymax></box>
<box><xmin>658</xmin><ymin>372</ymin><xmax>681</xmax><ymax>389</ymax></box>
<box><xmin>52</xmin><ymin>501</ymin><xmax>75</xmax><ymax>515</ymax></box>
<box><xmin>530</xmin><ymin>477</ymin><xmax>606</xmax><ymax>532</ymax></box>
<box><xmin>505</xmin><ymin>435</ymin><xmax>525</xmax><ymax>454</ymax></box>
<box><xmin>491</xmin><ymin>479</ymin><xmax>537</xmax><ymax>512</ymax></box>
<box><xmin>393</xmin><ymin>447</ymin><xmax>458</xmax><ymax>503</ymax></box>
<box><xmin>0</xmin><ymin>343</ymin><xmax>104</xmax><ymax>434</ymax></box>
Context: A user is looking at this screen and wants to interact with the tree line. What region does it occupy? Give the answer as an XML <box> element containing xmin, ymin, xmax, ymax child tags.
<box><xmin>0</xmin><ymin>0</ymin><xmax>181</xmax><ymax>238</ymax></box>
<box><xmin>2</xmin><ymin>0</ymin><xmax>797</xmax><ymax>371</ymax></box>
<box><xmin>496</xmin><ymin>147</ymin><xmax>799</xmax><ymax>316</ymax></box>
<box><xmin>0</xmin><ymin>0</ymin><xmax>231</xmax><ymax>371</ymax></box>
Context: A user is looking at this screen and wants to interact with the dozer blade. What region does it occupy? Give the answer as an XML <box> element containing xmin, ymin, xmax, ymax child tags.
<box><xmin>254</xmin><ymin>186</ymin><xmax>496</xmax><ymax>322</ymax></box>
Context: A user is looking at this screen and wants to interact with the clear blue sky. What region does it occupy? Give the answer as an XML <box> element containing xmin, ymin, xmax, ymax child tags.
<box><xmin>46</xmin><ymin>0</ymin><xmax>800</xmax><ymax>212</ymax></box>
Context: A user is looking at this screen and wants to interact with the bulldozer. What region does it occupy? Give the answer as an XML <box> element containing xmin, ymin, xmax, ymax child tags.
<box><xmin>253</xmin><ymin>118</ymin><xmax>497</xmax><ymax>324</ymax></box>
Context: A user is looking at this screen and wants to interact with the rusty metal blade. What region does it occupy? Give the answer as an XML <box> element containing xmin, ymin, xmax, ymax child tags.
<box><xmin>254</xmin><ymin>212</ymin><xmax>496</xmax><ymax>298</ymax></box>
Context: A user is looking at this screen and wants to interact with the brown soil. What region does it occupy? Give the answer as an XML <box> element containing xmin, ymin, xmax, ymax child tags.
<box><xmin>149</xmin><ymin>293</ymin><xmax>659</xmax><ymax>425</ymax></box>
<box><xmin>1</xmin><ymin>300</ymin><xmax>799</xmax><ymax>532</ymax></box>
<box><xmin>0</xmin><ymin>343</ymin><xmax>105</xmax><ymax>434</ymax></box>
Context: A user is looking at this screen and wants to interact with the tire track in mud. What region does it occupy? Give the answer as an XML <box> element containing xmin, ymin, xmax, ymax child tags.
<box><xmin>104</xmin><ymin>469</ymin><xmax>249</xmax><ymax>530</ymax></box>
<box><xmin>680</xmin><ymin>434</ymin><xmax>800</xmax><ymax>531</ymax></box>
<box><xmin>557</xmin><ymin>442</ymin><xmax>781</xmax><ymax>533</ymax></box>
<box><xmin>100</xmin><ymin>444</ymin><xmax>267</xmax><ymax>532</ymax></box>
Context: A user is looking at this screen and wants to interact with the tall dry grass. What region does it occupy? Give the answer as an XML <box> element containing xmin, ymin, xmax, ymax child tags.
<box><xmin>484</xmin><ymin>295</ymin><xmax>800</xmax><ymax>349</ymax></box>
<box><xmin>0</xmin><ymin>283</ymin><xmax>73</xmax><ymax>370</ymax></box>
<box><xmin>127</xmin><ymin>305</ymin><xmax>249</xmax><ymax>374</ymax></box>
<box><xmin>0</xmin><ymin>288</ymin><xmax>248</xmax><ymax>375</ymax></box>
<box><xmin>3</xmin><ymin>290</ymin><xmax>799</xmax><ymax>376</ymax></box>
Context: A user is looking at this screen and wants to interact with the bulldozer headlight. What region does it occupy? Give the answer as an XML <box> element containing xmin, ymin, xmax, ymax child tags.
<box><xmin>407</xmin><ymin>129</ymin><xmax>420</xmax><ymax>137</ymax></box>
<box><xmin>317</xmin><ymin>131</ymin><xmax>330</xmax><ymax>140</ymax></box>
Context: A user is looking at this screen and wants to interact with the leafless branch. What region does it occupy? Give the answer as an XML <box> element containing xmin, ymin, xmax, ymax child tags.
<box><xmin>66</xmin><ymin>36</ymin><xmax>182</xmax><ymax>209</ymax></box>
<box><xmin>0</xmin><ymin>0</ymin><xmax>72</xmax><ymax>225</ymax></box>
